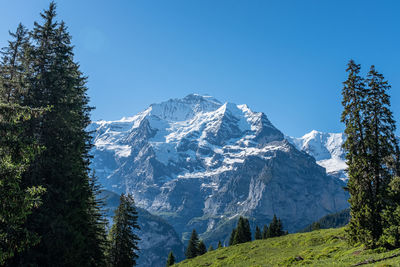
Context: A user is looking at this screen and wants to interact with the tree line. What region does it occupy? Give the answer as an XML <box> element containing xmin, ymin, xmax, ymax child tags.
<box><xmin>0</xmin><ymin>2</ymin><xmax>140</xmax><ymax>266</ymax></box>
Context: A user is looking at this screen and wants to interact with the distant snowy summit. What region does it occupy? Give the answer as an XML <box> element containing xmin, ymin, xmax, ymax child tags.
<box><xmin>287</xmin><ymin>131</ymin><xmax>347</xmax><ymax>182</ymax></box>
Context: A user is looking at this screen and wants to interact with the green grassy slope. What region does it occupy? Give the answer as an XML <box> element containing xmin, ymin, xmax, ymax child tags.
<box><xmin>175</xmin><ymin>228</ymin><xmax>400</xmax><ymax>266</ymax></box>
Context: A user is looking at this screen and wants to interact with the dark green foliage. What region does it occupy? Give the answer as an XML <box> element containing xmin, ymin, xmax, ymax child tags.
<box><xmin>185</xmin><ymin>229</ymin><xmax>199</xmax><ymax>259</ymax></box>
<box><xmin>255</xmin><ymin>226</ymin><xmax>262</xmax><ymax>240</ymax></box>
<box><xmin>197</xmin><ymin>240</ymin><xmax>207</xmax><ymax>256</ymax></box>
<box><xmin>342</xmin><ymin>60</ymin><xmax>399</xmax><ymax>248</ymax></box>
<box><xmin>300</xmin><ymin>209</ymin><xmax>350</xmax><ymax>233</ymax></box>
<box><xmin>258</xmin><ymin>215</ymin><xmax>286</xmax><ymax>239</ymax></box>
<box><xmin>231</xmin><ymin>216</ymin><xmax>252</xmax><ymax>245</ymax></box>
<box><xmin>107</xmin><ymin>193</ymin><xmax>140</xmax><ymax>266</ymax></box>
<box><xmin>166</xmin><ymin>251</ymin><xmax>175</xmax><ymax>266</ymax></box>
<box><xmin>208</xmin><ymin>245</ymin><xmax>214</xmax><ymax>252</ymax></box>
<box><xmin>266</xmin><ymin>215</ymin><xmax>284</xmax><ymax>238</ymax></box>
<box><xmin>217</xmin><ymin>241</ymin><xmax>222</xmax><ymax>248</ymax></box>
<box><xmin>0</xmin><ymin>104</ymin><xmax>45</xmax><ymax>265</ymax></box>
<box><xmin>262</xmin><ymin>224</ymin><xmax>268</xmax><ymax>239</ymax></box>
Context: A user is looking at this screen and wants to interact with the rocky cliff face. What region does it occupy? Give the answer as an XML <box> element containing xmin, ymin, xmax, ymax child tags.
<box><xmin>90</xmin><ymin>94</ymin><xmax>349</xmax><ymax>250</ymax></box>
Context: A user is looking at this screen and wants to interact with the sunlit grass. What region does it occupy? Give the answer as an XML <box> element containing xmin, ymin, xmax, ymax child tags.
<box><xmin>175</xmin><ymin>228</ymin><xmax>400</xmax><ymax>266</ymax></box>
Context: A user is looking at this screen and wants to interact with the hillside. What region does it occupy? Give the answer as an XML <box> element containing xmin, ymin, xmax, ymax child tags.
<box><xmin>175</xmin><ymin>228</ymin><xmax>400</xmax><ymax>266</ymax></box>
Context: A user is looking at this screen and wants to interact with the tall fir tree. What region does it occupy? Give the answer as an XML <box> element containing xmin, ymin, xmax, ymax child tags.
<box><xmin>166</xmin><ymin>251</ymin><xmax>175</xmax><ymax>266</ymax></box>
<box><xmin>185</xmin><ymin>229</ymin><xmax>199</xmax><ymax>259</ymax></box>
<box><xmin>107</xmin><ymin>193</ymin><xmax>140</xmax><ymax>267</ymax></box>
<box><xmin>8</xmin><ymin>3</ymin><xmax>108</xmax><ymax>265</ymax></box>
<box><xmin>364</xmin><ymin>66</ymin><xmax>399</xmax><ymax>247</ymax></box>
<box><xmin>5</xmin><ymin>2</ymin><xmax>110</xmax><ymax>265</ymax></box>
<box><xmin>342</xmin><ymin>60</ymin><xmax>374</xmax><ymax>247</ymax></box>
<box><xmin>364</xmin><ymin>65</ymin><xmax>398</xmax><ymax>244</ymax></box>
<box><xmin>217</xmin><ymin>241</ymin><xmax>223</xmax><ymax>248</ymax></box>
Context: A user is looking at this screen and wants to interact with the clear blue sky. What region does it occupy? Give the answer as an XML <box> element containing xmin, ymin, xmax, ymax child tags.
<box><xmin>1</xmin><ymin>0</ymin><xmax>400</xmax><ymax>136</ymax></box>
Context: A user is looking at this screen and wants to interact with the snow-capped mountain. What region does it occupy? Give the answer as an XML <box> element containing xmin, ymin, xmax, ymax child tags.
<box><xmin>287</xmin><ymin>131</ymin><xmax>347</xmax><ymax>182</ymax></box>
<box><xmin>90</xmin><ymin>94</ymin><xmax>348</xmax><ymax>252</ymax></box>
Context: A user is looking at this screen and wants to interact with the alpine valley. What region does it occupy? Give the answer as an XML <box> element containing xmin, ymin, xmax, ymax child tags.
<box><xmin>89</xmin><ymin>94</ymin><xmax>349</xmax><ymax>266</ymax></box>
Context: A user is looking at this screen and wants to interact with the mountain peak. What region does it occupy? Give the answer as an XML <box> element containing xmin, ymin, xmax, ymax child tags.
<box><xmin>147</xmin><ymin>94</ymin><xmax>222</xmax><ymax>121</ymax></box>
<box><xmin>182</xmin><ymin>93</ymin><xmax>222</xmax><ymax>105</ymax></box>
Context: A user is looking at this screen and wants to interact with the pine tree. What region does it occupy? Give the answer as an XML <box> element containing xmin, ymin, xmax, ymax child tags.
<box><xmin>268</xmin><ymin>215</ymin><xmax>279</xmax><ymax>237</ymax></box>
<box><xmin>197</xmin><ymin>240</ymin><xmax>207</xmax><ymax>256</ymax></box>
<box><xmin>208</xmin><ymin>245</ymin><xmax>214</xmax><ymax>252</ymax></box>
<box><xmin>264</xmin><ymin>215</ymin><xmax>284</xmax><ymax>238</ymax></box>
<box><xmin>11</xmin><ymin>2</ymin><xmax>108</xmax><ymax>265</ymax></box>
<box><xmin>342</xmin><ymin>60</ymin><xmax>373</xmax><ymax>247</ymax></box>
<box><xmin>166</xmin><ymin>251</ymin><xmax>175</xmax><ymax>266</ymax></box>
<box><xmin>254</xmin><ymin>226</ymin><xmax>262</xmax><ymax>240</ymax></box>
<box><xmin>364</xmin><ymin>66</ymin><xmax>400</xmax><ymax>248</ymax></box>
<box><xmin>185</xmin><ymin>229</ymin><xmax>199</xmax><ymax>259</ymax></box>
<box><xmin>107</xmin><ymin>193</ymin><xmax>140</xmax><ymax>267</ymax></box>
<box><xmin>262</xmin><ymin>224</ymin><xmax>268</xmax><ymax>239</ymax></box>
<box><xmin>217</xmin><ymin>241</ymin><xmax>222</xmax><ymax>248</ymax></box>
<box><xmin>232</xmin><ymin>216</ymin><xmax>252</xmax><ymax>245</ymax></box>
